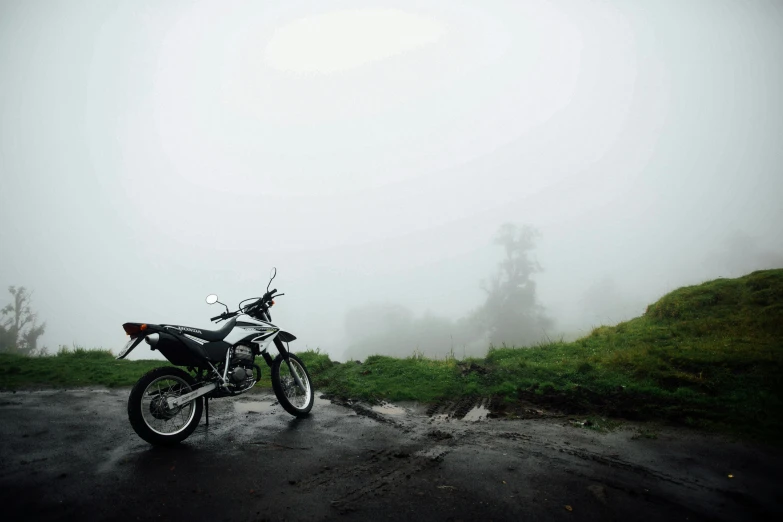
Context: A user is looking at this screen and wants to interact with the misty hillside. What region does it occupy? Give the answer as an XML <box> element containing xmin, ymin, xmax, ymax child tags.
<box><xmin>303</xmin><ymin>269</ymin><xmax>783</xmax><ymax>437</ymax></box>
<box><xmin>3</xmin><ymin>1</ymin><xmax>782</xmax><ymax>361</ymax></box>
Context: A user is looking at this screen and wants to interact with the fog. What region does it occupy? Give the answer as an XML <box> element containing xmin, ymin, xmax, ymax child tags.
<box><xmin>1</xmin><ymin>0</ymin><xmax>782</xmax><ymax>361</ymax></box>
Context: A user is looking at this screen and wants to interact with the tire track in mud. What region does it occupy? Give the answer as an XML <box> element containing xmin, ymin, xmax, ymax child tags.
<box><xmin>456</xmin><ymin>428</ymin><xmax>730</xmax><ymax>519</ymax></box>
<box><xmin>425</xmin><ymin>397</ymin><xmax>489</xmax><ymax>420</ymax></box>
<box><xmin>350</xmin><ymin>403</ymin><xmax>405</xmax><ymax>428</ymax></box>
<box><xmin>296</xmin><ymin>446</ymin><xmax>451</xmax><ymax>513</ymax></box>
<box><xmin>425</xmin><ymin>396</ymin><xmax>558</xmax><ymax>421</ymax></box>
<box><xmin>470</xmin><ymin>429</ymin><xmax>710</xmax><ymax>492</ymax></box>
<box><xmin>325</xmin><ymin>397</ymin><xmax>412</xmax><ymax>432</ymax></box>
<box><xmin>343</xmin><ymin>397</ymin><xmax>702</xmax><ymax>491</ymax></box>
<box><xmin>335</xmin><ymin>397</ymin><xmax>712</xmax><ymax>502</ymax></box>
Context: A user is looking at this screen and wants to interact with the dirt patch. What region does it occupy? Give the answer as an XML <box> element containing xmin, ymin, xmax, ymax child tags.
<box><xmin>457</xmin><ymin>362</ymin><xmax>488</xmax><ymax>376</ymax></box>
<box><xmin>371</xmin><ymin>402</ymin><xmax>407</xmax><ymax>416</ymax></box>
<box><xmin>426</xmin><ymin>397</ymin><xmax>486</xmax><ymax>420</ymax></box>
<box><xmin>426</xmin><ymin>396</ymin><xmax>563</xmax><ymax>423</ymax></box>
<box><xmin>296</xmin><ymin>446</ymin><xmax>449</xmax><ymax>514</ymax></box>
<box><xmin>426</xmin><ymin>429</ymin><xmax>453</xmax><ymax>441</ymax></box>
<box><xmin>509</xmin><ymin>385</ymin><xmax>658</xmax><ymax>421</ymax></box>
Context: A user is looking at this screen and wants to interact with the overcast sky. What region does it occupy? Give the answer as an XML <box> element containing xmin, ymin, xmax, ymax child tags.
<box><xmin>1</xmin><ymin>0</ymin><xmax>782</xmax><ymax>360</ymax></box>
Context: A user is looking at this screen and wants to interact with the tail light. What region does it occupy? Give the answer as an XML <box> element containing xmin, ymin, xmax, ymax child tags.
<box><xmin>123</xmin><ymin>323</ymin><xmax>147</xmax><ymax>336</ymax></box>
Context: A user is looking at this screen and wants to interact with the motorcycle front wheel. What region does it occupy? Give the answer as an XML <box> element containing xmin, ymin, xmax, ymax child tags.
<box><xmin>127</xmin><ymin>366</ymin><xmax>203</xmax><ymax>445</ymax></box>
<box><xmin>271</xmin><ymin>353</ymin><xmax>314</xmax><ymax>417</ymax></box>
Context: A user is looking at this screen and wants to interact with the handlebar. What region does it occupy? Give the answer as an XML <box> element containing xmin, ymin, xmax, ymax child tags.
<box><xmin>211</xmin><ymin>310</ymin><xmax>240</xmax><ymax>322</ymax></box>
<box><xmin>211</xmin><ymin>287</ymin><xmax>285</xmax><ymax>322</ymax></box>
<box><xmin>260</xmin><ymin>289</ymin><xmax>285</xmax><ymax>303</ymax></box>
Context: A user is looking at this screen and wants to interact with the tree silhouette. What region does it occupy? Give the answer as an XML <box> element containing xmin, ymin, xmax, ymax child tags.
<box><xmin>0</xmin><ymin>286</ymin><xmax>46</xmax><ymax>355</ymax></box>
<box><xmin>476</xmin><ymin>223</ymin><xmax>552</xmax><ymax>347</ymax></box>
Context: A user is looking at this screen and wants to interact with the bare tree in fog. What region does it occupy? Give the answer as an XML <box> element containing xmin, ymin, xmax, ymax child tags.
<box><xmin>475</xmin><ymin>223</ymin><xmax>553</xmax><ymax>347</ymax></box>
<box><xmin>0</xmin><ymin>286</ymin><xmax>46</xmax><ymax>355</ymax></box>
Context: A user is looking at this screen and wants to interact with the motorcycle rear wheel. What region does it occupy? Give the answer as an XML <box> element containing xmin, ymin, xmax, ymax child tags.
<box><xmin>128</xmin><ymin>366</ymin><xmax>203</xmax><ymax>445</ymax></box>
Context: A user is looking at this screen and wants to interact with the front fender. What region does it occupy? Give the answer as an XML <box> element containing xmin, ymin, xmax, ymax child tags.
<box><xmin>277</xmin><ymin>331</ymin><xmax>297</xmax><ymax>343</ymax></box>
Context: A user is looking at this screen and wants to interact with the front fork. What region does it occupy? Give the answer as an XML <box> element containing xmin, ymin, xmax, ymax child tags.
<box><xmin>271</xmin><ymin>337</ymin><xmax>307</xmax><ymax>393</ymax></box>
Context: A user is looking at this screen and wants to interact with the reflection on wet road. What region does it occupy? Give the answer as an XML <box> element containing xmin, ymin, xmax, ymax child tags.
<box><xmin>1</xmin><ymin>388</ymin><xmax>780</xmax><ymax>521</ymax></box>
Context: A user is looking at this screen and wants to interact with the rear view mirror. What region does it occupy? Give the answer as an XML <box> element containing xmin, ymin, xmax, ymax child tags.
<box><xmin>206</xmin><ymin>294</ymin><xmax>218</xmax><ymax>305</ymax></box>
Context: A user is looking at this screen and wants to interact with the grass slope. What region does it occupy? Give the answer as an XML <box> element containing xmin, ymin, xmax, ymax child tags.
<box><xmin>0</xmin><ymin>348</ymin><xmax>169</xmax><ymax>388</ymax></box>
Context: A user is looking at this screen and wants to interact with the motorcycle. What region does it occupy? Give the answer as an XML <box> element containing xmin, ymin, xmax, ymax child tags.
<box><xmin>117</xmin><ymin>268</ymin><xmax>313</xmax><ymax>445</ymax></box>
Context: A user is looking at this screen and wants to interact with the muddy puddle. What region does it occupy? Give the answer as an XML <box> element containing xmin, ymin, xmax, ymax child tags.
<box><xmin>370</xmin><ymin>402</ymin><xmax>407</xmax><ymax>416</ymax></box>
<box><xmin>233</xmin><ymin>395</ymin><xmax>492</xmax><ymax>422</ymax></box>
<box><xmin>426</xmin><ymin>398</ymin><xmax>494</xmax><ymax>422</ymax></box>
<box><xmin>461</xmin><ymin>404</ymin><xmax>490</xmax><ymax>422</ymax></box>
<box><xmin>234</xmin><ymin>395</ymin><xmax>333</xmax><ymax>415</ymax></box>
<box><xmin>234</xmin><ymin>400</ymin><xmax>277</xmax><ymax>414</ymax></box>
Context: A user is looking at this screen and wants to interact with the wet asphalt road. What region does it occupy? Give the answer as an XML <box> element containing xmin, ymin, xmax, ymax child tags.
<box><xmin>0</xmin><ymin>388</ymin><xmax>781</xmax><ymax>522</ymax></box>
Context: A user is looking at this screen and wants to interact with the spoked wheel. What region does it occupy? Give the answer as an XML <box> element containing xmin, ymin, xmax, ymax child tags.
<box><xmin>271</xmin><ymin>353</ymin><xmax>314</xmax><ymax>417</ymax></box>
<box><xmin>128</xmin><ymin>367</ymin><xmax>203</xmax><ymax>445</ymax></box>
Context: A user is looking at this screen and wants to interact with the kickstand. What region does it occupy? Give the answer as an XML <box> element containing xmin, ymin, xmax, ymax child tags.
<box><xmin>205</xmin><ymin>397</ymin><xmax>209</xmax><ymax>426</ymax></box>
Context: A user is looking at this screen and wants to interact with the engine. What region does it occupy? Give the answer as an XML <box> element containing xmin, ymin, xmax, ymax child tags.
<box><xmin>228</xmin><ymin>345</ymin><xmax>256</xmax><ymax>387</ymax></box>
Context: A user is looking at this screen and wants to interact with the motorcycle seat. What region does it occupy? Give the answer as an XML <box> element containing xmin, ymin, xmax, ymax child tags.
<box><xmin>165</xmin><ymin>317</ymin><xmax>237</xmax><ymax>343</ymax></box>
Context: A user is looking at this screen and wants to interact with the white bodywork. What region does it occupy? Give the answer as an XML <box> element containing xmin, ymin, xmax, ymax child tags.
<box><xmin>223</xmin><ymin>315</ymin><xmax>281</xmax><ymax>352</ymax></box>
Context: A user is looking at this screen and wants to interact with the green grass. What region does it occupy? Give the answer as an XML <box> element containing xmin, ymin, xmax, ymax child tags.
<box><xmin>2</xmin><ymin>270</ymin><xmax>781</xmax><ymax>439</ymax></box>
<box><xmin>298</xmin><ymin>351</ymin><xmax>464</xmax><ymax>402</ymax></box>
<box><xmin>0</xmin><ymin>347</ymin><xmax>169</xmax><ymax>388</ymax></box>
